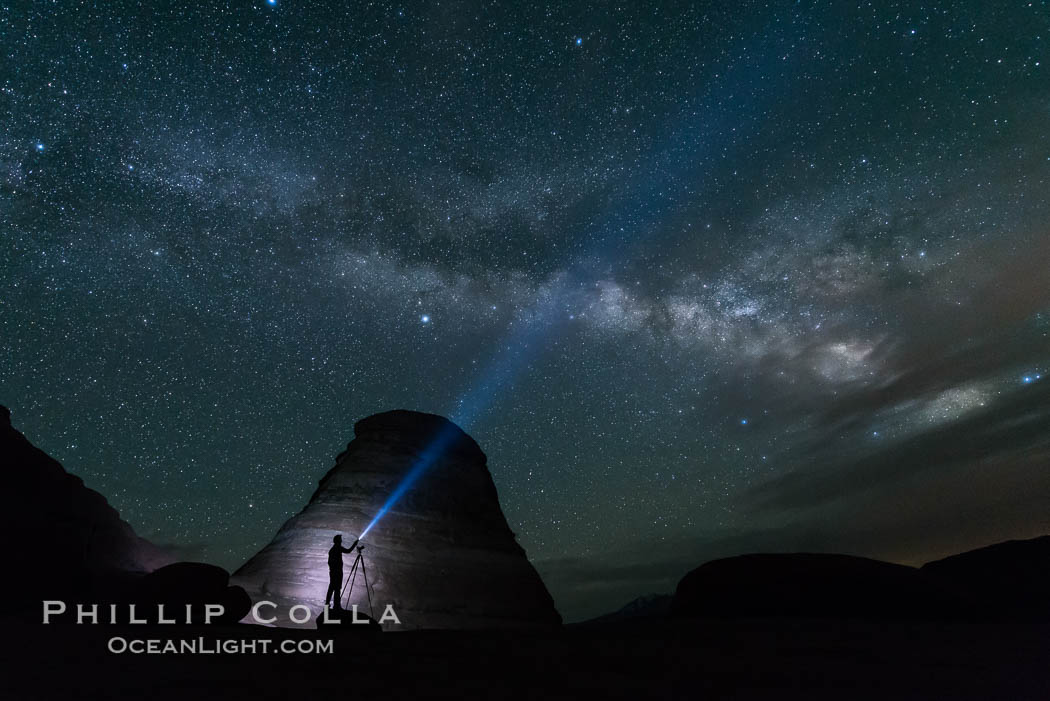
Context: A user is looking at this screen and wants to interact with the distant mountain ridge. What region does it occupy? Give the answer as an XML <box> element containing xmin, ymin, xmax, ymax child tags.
<box><xmin>575</xmin><ymin>594</ymin><xmax>673</xmax><ymax>625</ymax></box>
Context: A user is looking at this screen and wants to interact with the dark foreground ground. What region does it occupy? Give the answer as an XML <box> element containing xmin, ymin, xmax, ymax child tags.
<box><xmin>3</xmin><ymin>617</ymin><xmax>1049</xmax><ymax>700</ymax></box>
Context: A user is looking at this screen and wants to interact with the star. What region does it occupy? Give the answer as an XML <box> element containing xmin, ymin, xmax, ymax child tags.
<box><xmin>6</xmin><ymin>0</ymin><xmax>1049</xmax><ymax>625</ymax></box>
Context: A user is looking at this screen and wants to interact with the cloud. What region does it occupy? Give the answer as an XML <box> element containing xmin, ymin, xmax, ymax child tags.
<box><xmin>746</xmin><ymin>375</ymin><xmax>1050</xmax><ymax>514</ymax></box>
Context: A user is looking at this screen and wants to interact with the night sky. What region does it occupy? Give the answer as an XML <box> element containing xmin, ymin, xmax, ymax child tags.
<box><xmin>4</xmin><ymin>1</ymin><xmax>1050</xmax><ymax>620</ymax></box>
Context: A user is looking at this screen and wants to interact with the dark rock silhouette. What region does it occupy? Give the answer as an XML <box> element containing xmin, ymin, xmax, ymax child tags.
<box><xmin>136</xmin><ymin>562</ymin><xmax>252</xmax><ymax>625</ymax></box>
<box><xmin>670</xmin><ymin>553</ymin><xmax>967</xmax><ymax>620</ymax></box>
<box><xmin>0</xmin><ymin>404</ymin><xmax>173</xmax><ymax>612</ymax></box>
<box><xmin>233</xmin><ymin>410</ymin><xmax>561</xmax><ymax>629</ymax></box>
<box><xmin>921</xmin><ymin>536</ymin><xmax>1050</xmax><ymax>620</ymax></box>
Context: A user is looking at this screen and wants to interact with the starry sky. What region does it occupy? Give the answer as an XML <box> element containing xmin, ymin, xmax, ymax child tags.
<box><xmin>3</xmin><ymin>1</ymin><xmax>1050</xmax><ymax>621</ymax></box>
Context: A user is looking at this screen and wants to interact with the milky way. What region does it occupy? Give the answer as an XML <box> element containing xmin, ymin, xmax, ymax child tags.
<box><xmin>3</xmin><ymin>1</ymin><xmax>1049</xmax><ymax>619</ymax></box>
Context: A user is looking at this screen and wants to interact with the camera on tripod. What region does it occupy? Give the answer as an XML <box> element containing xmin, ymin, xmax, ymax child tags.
<box><xmin>340</xmin><ymin>541</ymin><xmax>374</xmax><ymax>617</ymax></box>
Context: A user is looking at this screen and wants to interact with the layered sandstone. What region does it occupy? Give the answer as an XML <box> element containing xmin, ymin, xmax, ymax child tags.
<box><xmin>233</xmin><ymin>410</ymin><xmax>561</xmax><ymax>630</ymax></box>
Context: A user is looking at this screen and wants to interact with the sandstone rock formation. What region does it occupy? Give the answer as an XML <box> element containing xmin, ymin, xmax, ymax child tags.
<box><xmin>233</xmin><ymin>410</ymin><xmax>561</xmax><ymax>630</ymax></box>
<box><xmin>921</xmin><ymin>536</ymin><xmax>1050</xmax><ymax>620</ymax></box>
<box><xmin>670</xmin><ymin>553</ymin><xmax>967</xmax><ymax>620</ymax></box>
<box><xmin>0</xmin><ymin>405</ymin><xmax>173</xmax><ymax>611</ymax></box>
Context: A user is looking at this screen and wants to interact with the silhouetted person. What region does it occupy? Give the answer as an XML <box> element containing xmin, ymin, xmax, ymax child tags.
<box><xmin>325</xmin><ymin>534</ymin><xmax>360</xmax><ymax>609</ymax></box>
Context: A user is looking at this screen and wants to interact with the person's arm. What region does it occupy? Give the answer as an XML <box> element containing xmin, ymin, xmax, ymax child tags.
<box><xmin>344</xmin><ymin>539</ymin><xmax>360</xmax><ymax>552</ymax></box>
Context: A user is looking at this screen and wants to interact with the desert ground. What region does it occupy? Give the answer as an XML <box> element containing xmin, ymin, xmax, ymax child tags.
<box><xmin>4</xmin><ymin>616</ymin><xmax>1049</xmax><ymax>700</ymax></box>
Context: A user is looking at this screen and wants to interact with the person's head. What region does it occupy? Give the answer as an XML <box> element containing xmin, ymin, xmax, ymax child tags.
<box><xmin>333</xmin><ymin>534</ymin><xmax>342</xmax><ymax>543</ymax></box>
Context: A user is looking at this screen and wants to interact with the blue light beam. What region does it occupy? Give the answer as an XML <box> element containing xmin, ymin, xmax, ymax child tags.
<box><xmin>357</xmin><ymin>26</ymin><xmax>804</xmax><ymax>541</ymax></box>
<box><xmin>358</xmin><ymin>422</ymin><xmax>460</xmax><ymax>538</ymax></box>
<box><xmin>359</xmin><ymin>299</ymin><xmax>568</xmax><ymax>540</ymax></box>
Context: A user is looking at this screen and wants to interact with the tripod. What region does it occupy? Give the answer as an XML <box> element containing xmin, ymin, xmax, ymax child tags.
<box><xmin>339</xmin><ymin>545</ymin><xmax>375</xmax><ymax>619</ymax></box>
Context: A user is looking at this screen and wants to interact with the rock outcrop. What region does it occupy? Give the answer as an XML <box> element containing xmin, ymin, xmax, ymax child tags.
<box><xmin>670</xmin><ymin>553</ymin><xmax>967</xmax><ymax>620</ymax></box>
<box><xmin>921</xmin><ymin>536</ymin><xmax>1050</xmax><ymax>620</ymax></box>
<box><xmin>135</xmin><ymin>562</ymin><xmax>252</xmax><ymax>625</ymax></box>
<box><xmin>232</xmin><ymin>410</ymin><xmax>561</xmax><ymax>629</ymax></box>
<box><xmin>0</xmin><ymin>405</ymin><xmax>173</xmax><ymax>612</ymax></box>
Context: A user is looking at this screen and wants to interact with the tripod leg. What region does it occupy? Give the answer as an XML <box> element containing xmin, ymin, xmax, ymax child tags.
<box><xmin>342</xmin><ymin>553</ymin><xmax>362</xmax><ymax>610</ymax></box>
<box><xmin>360</xmin><ymin>556</ymin><xmax>375</xmax><ymax>620</ymax></box>
<box><xmin>340</xmin><ymin>554</ymin><xmax>360</xmax><ymax>606</ymax></box>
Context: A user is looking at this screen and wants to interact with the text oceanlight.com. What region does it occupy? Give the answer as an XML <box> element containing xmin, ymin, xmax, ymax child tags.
<box><xmin>106</xmin><ymin>637</ymin><xmax>334</xmax><ymax>655</ymax></box>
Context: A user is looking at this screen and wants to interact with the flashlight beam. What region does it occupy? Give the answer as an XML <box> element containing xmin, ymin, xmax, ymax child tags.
<box><xmin>358</xmin><ymin>423</ymin><xmax>460</xmax><ymax>539</ymax></box>
<box><xmin>357</xmin><ymin>34</ymin><xmax>794</xmax><ymax>540</ymax></box>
